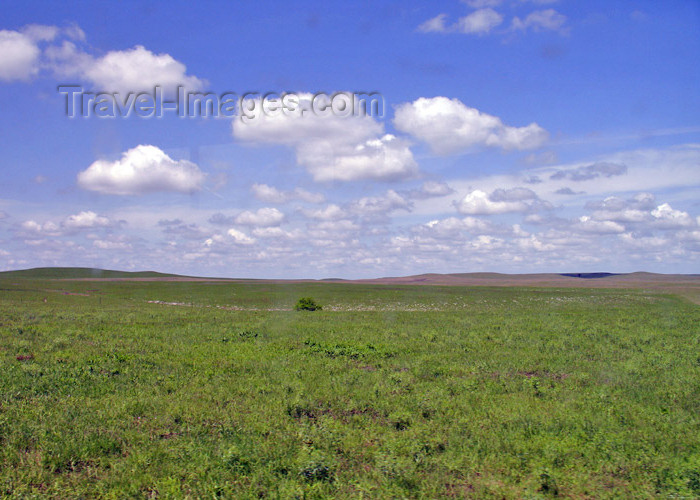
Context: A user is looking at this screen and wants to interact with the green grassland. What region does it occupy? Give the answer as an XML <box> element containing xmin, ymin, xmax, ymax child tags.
<box><xmin>0</xmin><ymin>275</ymin><xmax>698</xmax><ymax>498</ymax></box>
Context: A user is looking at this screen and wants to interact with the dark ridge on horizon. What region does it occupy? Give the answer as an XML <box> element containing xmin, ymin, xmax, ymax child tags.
<box><xmin>559</xmin><ymin>273</ymin><xmax>622</xmax><ymax>279</ymax></box>
<box><xmin>2</xmin><ymin>267</ymin><xmax>699</xmax><ymax>281</ymax></box>
<box><xmin>0</xmin><ymin>267</ymin><xmax>182</xmax><ymax>279</ymax></box>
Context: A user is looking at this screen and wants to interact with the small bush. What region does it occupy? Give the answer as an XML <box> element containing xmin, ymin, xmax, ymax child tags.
<box><xmin>295</xmin><ymin>297</ymin><xmax>322</xmax><ymax>311</ymax></box>
<box><xmin>390</xmin><ymin>411</ymin><xmax>412</xmax><ymax>431</ymax></box>
<box><xmin>300</xmin><ymin>461</ymin><xmax>334</xmax><ymax>482</ymax></box>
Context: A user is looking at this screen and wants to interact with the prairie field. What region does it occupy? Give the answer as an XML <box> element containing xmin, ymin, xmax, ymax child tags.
<box><xmin>0</xmin><ymin>274</ymin><xmax>699</xmax><ymax>498</ymax></box>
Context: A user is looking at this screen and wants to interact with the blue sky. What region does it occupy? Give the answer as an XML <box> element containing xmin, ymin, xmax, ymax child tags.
<box><xmin>0</xmin><ymin>0</ymin><xmax>699</xmax><ymax>278</ymax></box>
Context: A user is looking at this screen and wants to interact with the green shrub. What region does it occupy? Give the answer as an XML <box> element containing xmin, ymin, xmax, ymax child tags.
<box><xmin>300</xmin><ymin>461</ymin><xmax>334</xmax><ymax>482</ymax></box>
<box><xmin>294</xmin><ymin>297</ymin><xmax>322</xmax><ymax>311</ymax></box>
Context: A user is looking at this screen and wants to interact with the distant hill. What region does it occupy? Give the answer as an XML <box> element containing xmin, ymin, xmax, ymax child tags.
<box><xmin>559</xmin><ymin>272</ymin><xmax>622</xmax><ymax>279</ymax></box>
<box><xmin>0</xmin><ymin>267</ymin><xmax>181</xmax><ymax>279</ymax></box>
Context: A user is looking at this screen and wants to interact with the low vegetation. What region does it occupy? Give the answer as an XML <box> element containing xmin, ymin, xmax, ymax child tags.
<box><xmin>0</xmin><ymin>275</ymin><xmax>698</xmax><ymax>498</ymax></box>
<box><xmin>295</xmin><ymin>297</ymin><xmax>322</xmax><ymax>311</ymax></box>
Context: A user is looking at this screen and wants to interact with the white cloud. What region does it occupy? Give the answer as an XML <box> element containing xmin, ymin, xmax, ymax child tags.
<box><xmin>455</xmin><ymin>188</ymin><xmax>548</xmax><ymax>215</ymax></box>
<box><xmin>457</xmin><ymin>8</ymin><xmax>503</xmax><ymax>34</ymax></box>
<box><xmin>93</xmin><ymin>239</ymin><xmax>131</xmax><ymax>250</ymax></box>
<box><xmin>302</xmin><ymin>204</ymin><xmax>348</xmax><ymax>221</ymax></box>
<box><xmin>516</xmin><ymin>234</ymin><xmax>556</xmax><ymax>252</ymax></box>
<box><xmin>417</xmin><ymin>14</ymin><xmax>450</xmax><ymax>33</ymax></box>
<box><xmin>204</xmin><ymin>229</ymin><xmax>256</xmax><ymax>247</ymax></box>
<box><xmin>582</xmin><ymin>195</ymin><xmax>697</xmax><ymax>232</ymax></box>
<box><xmin>592</xmin><ymin>208</ymin><xmax>648</xmax><ymax>223</ymax></box>
<box><xmin>550</xmin><ymin>162</ymin><xmax>627</xmax><ymax>182</ymax></box>
<box><xmin>576</xmin><ymin>216</ymin><xmax>625</xmax><ymax>234</ymax></box>
<box><xmin>77</xmin><ymin>145</ymin><xmax>205</xmax><ymax>195</ymax></box>
<box><xmin>0</xmin><ymin>30</ymin><xmax>40</xmax><ymax>81</ymax></box>
<box><xmin>251</xmin><ymin>183</ymin><xmax>325</xmax><ymax>204</ymax></box>
<box><xmin>226</xmin><ymin>228</ymin><xmax>256</xmax><ymax>245</ymax></box>
<box><xmin>586</xmin><ymin>193</ymin><xmax>657</xmax><ymax>212</ymax></box>
<box><xmin>81</xmin><ymin>45</ymin><xmax>204</xmax><ymax>93</ymax></box>
<box><xmin>348</xmin><ymin>190</ymin><xmax>412</xmax><ymax>216</ymax></box>
<box><xmin>233</xmin><ymin>94</ymin><xmax>417</xmax><ymax>182</ymax></box>
<box><xmin>315</xmin><ymin>220</ymin><xmax>360</xmax><ymax>232</ymax></box>
<box><xmin>619</xmin><ymin>233</ymin><xmax>670</xmax><ymax>250</ymax></box>
<box><xmin>651</xmin><ymin>203</ymin><xmax>696</xmax><ymax>229</ymax></box>
<box><xmin>421</xmin><ymin>181</ymin><xmax>454</xmax><ymax>197</ymax></box>
<box><xmin>0</xmin><ymin>24</ymin><xmax>203</xmax><ymax>93</ymax></box>
<box><xmin>421</xmin><ymin>216</ymin><xmax>491</xmax><ymax>237</ymax></box>
<box><xmin>21</xmin><ymin>220</ymin><xmax>62</xmax><ymax>237</ymax></box>
<box><xmin>234</xmin><ymin>207</ymin><xmax>285</xmax><ymax>227</ymax></box>
<box><xmin>63</xmin><ymin>211</ymin><xmax>112</xmax><ymax>230</ymax></box>
<box><xmin>417</xmin><ymin>8</ymin><xmax>503</xmax><ymax>35</ymax></box>
<box><xmin>22</xmin><ymin>23</ymin><xmax>84</xmax><ymax>43</ymax></box>
<box><xmin>46</xmin><ymin>41</ymin><xmax>205</xmax><ymax>94</ymax></box>
<box><xmin>18</xmin><ymin>211</ymin><xmax>116</xmax><ymax>237</ymax></box>
<box><xmin>512</xmin><ymin>9</ymin><xmax>568</xmax><ymax>34</ymax></box>
<box><xmin>394</xmin><ymin>97</ymin><xmax>548</xmax><ymax>154</ymax></box>
<box><xmin>298</xmin><ymin>134</ymin><xmax>417</xmax><ymax>182</ymax></box>
<box><xmin>407</xmin><ymin>181</ymin><xmax>455</xmax><ymax>200</ymax></box>
<box><xmin>251</xmin><ymin>227</ymin><xmax>300</xmax><ymax>239</ymax></box>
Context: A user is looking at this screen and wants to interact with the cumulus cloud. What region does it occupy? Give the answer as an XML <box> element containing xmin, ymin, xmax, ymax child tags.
<box><xmin>204</xmin><ymin>229</ymin><xmax>256</xmax><ymax>248</ymax></box>
<box><xmin>585</xmin><ymin>193</ymin><xmax>656</xmax><ymax>213</ymax></box>
<box><xmin>157</xmin><ymin>219</ymin><xmax>206</xmax><ymax>239</ymax></box>
<box><xmin>44</xmin><ymin>36</ymin><xmax>205</xmax><ymax>93</ymax></box>
<box><xmin>234</xmin><ymin>208</ymin><xmax>285</xmax><ymax>227</ymax></box>
<box><xmin>576</xmin><ymin>216</ymin><xmax>625</xmax><ymax>234</ymax></box>
<box><xmin>20</xmin><ymin>220</ymin><xmax>62</xmax><ymax>237</ymax></box>
<box><xmin>419</xmin><ymin>216</ymin><xmax>492</xmax><ymax>237</ymax></box>
<box><xmin>18</xmin><ymin>210</ymin><xmax>117</xmax><ymax>238</ymax></box>
<box><xmin>348</xmin><ymin>190</ymin><xmax>412</xmax><ymax>216</ymax></box>
<box><xmin>0</xmin><ymin>25</ymin><xmax>85</xmax><ymax>82</ymax></box>
<box><xmin>0</xmin><ymin>29</ymin><xmax>41</xmax><ymax>81</ymax></box>
<box><xmin>302</xmin><ymin>204</ymin><xmax>348</xmax><ymax>221</ymax></box>
<box><xmin>394</xmin><ymin>97</ymin><xmax>548</xmax><ymax>154</ymax></box>
<box><xmin>93</xmin><ymin>239</ymin><xmax>131</xmax><ymax>250</ymax></box>
<box><xmin>75</xmin><ymin>45</ymin><xmax>204</xmax><ymax>93</ymax></box>
<box><xmin>251</xmin><ymin>183</ymin><xmax>325</xmax><ymax>204</ymax></box>
<box><xmin>581</xmin><ymin>194</ymin><xmax>697</xmax><ymax>232</ymax></box>
<box><xmin>420</xmin><ymin>181</ymin><xmax>454</xmax><ymax>197</ymax></box>
<box><xmin>417</xmin><ymin>14</ymin><xmax>450</xmax><ymax>33</ymax></box>
<box><xmin>226</xmin><ymin>229</ymin><xmax>255</xmax><ymax>245</ymax></box>
<box><xmin>585</xmin><ymin>193</ymin><xmax>660</xmax><ymax>224</ymax></box>
<box><xmin>233</xmin><ymin>94</ymin><xmax>418</xmax><ymax>182</ymax></box>
<box><xmin>299</xmin><ymin>134</ymin><xmax>417</xmax><ymax>182</ymax></box>
<box><xmin>0</xmin><ymin>24</ymin><xmax>204</xmax><ymax>93</ymax></box>
<box><xmin>406</xmin><ymin>181</ymin><xmax>455</xmax><ymax>200</ymax></box>
<box><xmin>550</xmin><ymin>162</ymin><xmax>627</xmax><ymax>182</ymax></box>
<box><xmin>651</xmin><ymin>203</ymin><xmax>696</xmax><ymax>229</ymax></box>
<box><xmin>77</xmin><ymin>145</ymin><xmax>205</xmax><ymax>195</ymax></box>
<box><xmin>207</xmin><ymin>213</ymin><xmax>235</xmax><ymax>226</ymax></box>
<box><xmin>512</xmin><ymin>9</ymin><xmax>568</xmax><ymax>34</ymax></box>
<box><xmin>457</xmin><ymin>8</ymin><xmax>504</xmax><ymax>34</ymax></box>
<box><xmin>455</xmin><ymin>188</ymin><xmax>549</xmax><ymax>215</ymax></box>
<box><xmin>63</xmin><ymin>211</ymin><xmax>112</xmax><ymax>230</ymax></box>
<box><xmin>251</xmin><ymin>227</ymin><xmax>300</xmax><ymax>239</ymax></box>
<box><xmin>418</xmin><ymin>8</ymin><xmax>502</xmax><ymax>35</ymax></box>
